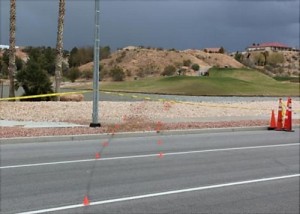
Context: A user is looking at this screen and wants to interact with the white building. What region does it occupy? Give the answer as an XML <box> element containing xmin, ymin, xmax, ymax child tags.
<box><xmin>0</xmin><ymin>45</ymin><xmax>19</xmax><ymax>50</ymax></box>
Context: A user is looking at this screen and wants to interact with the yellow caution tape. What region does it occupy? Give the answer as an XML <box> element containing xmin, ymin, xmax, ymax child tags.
<box><xmin>0</xmin><ymin>90</ymin><xmax>90</xmax><ymax>101</ymax></box>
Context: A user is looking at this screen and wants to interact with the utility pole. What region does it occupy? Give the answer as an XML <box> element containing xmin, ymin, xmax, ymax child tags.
<box><xmin>90</xmin><ymin>0</ymin><xmax>101</xmax><ymax>127</ymax></box>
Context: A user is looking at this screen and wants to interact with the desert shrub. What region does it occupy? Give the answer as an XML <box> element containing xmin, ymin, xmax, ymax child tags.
<box><xmin>183</xmin><ymin>59</ymin><xmax>192</xmax><ymax>67</ymax></box>
<box><xmin>161</xmin><ymin>65</ymin><xmax>176</xmax><ymax>76</ymax></box>
<box><xmin>126</xmin><ymin>70</ymin><xmax>132</xmax><ymax>77</ymax></box>
<box><xmin>218</xmin><ymin>46</ymin><xmax>225</xmax><ymax>54</ymax></box>
<box><xmin>267</xmin><ymin>53</ymin><xmax>285</xmax><ymax>66</ymax></box>
<box><xmin>116</xmin><ymin>51</ymin><xmax>126</xmax><ymax>63</ymax></box>
<box><xmin>109</xmin><ymin>66</ymin><xmax>125</xmax><ymax>81</ymax></box>
<box><xmin>191</xmin><ymin>63</ymin><xmax>200</xmax><ymax>71</ymax></box>
<box><xmin>100</xmin><ymin>46</ymin><xmax>111</xmax><ymax>60</ymax></box>
<box><xmin>173</xmin><ymin>61</ymin><xmax>182</xmax><ymax>68</ymax></box>
<box><xmin>234</xmin><ymin>52</ymin><xmax>243</xmax><ymax>62</ymax></box>
<box><xmin>100</xmin><ymin>68</ymin><xmax>109</xmax><ymax>80</ymax></box>
<box><xmin>67</xmin><ymin>67</ymin><xmax>81</xmax><ymax>82</ymax></box>
<box><xmin>252</xmin><ymin>52</ymin><xmax>265</xmax><ymax>66</ymax></box>
<box><xmin>82</xmin><ymin>69</ymin><xmax>93</xmax><ymax>79</ymax></box>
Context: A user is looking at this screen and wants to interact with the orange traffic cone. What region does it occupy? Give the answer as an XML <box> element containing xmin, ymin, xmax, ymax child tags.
<box><xmin>95</xmin><ymin>152</ymin><xmax>100</xmax><ymax>159</ymax></box>
<box><xmin>283</xmin><ymin>98</ymin><xmax>294</xmax><ymax>132</ymax></box>
<box><xmin>268</xmin><ymin>110</ymin><xmax>277</xmax><ymax>130</ymax></box>
<box><xmin>275</xmin><ymin>98</ymin><xmax>283</xmax><ymax>131</ymax></box>
<box><xmin>83</xmin><ymin>195</ymin><xmax>90</xmax><ymax>206</ymax></box>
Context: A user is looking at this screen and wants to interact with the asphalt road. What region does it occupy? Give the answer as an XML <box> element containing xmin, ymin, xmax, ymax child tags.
<box><xmin>0</xmin><ymin>129</ymin><xmax>299</xmax><ymax>214</ymax></box>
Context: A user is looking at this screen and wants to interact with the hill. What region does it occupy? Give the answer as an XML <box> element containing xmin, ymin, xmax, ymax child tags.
<box><xmin>239</xmin><ymin>50</ymin><xmax>299</xmax><ymax>78</ymax></box>
<box><xmin>95</xmin><ymin>68</ymin><xmax>299</xmax><ymax>96</ymax></box>
<box><xmin>79</xmin><ymin>47</ymin><xmax>244</xmax><ymax>80</ymax></box>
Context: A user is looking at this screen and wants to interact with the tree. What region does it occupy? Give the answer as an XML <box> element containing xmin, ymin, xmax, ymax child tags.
<box><xmin>15</xmin><ymin>59</ymin><xmax>53</xmax><ymax>101</ymax></box>
<box><xmin>218</xmin><ymin>46</ymin><xmax>225</xmax><ymax>54</ymax></box>
<box><xmin>100</xmin><ymin>46</ymin><xmax>111</xmax><ymax>59</ymax></box>
<box><xmin>68</xmin><ymin>46</ymin><xmax>94</xmax><ymax>67</ymax></box>
<box><xmin>68</xmin><ymin>47</ymin><xmax>78</xmax><ymax>67</ymax></box>
<box><xmin>191</xmin><ymin>63</ymin><xmax>200</xmax><ymax>71</ymax></box>
<box><xmin>54</xmin><ymin>0</ymin><xmax>65</xmax><ymax>100</ymax></box>
<box><xmin>234</xmin><ymin>51</ymin><xmax>243</xmax><ymax>62</ymax></box>
<box><xmin>66</xmin><ymin>67</ymin><xmax>80</xmax><ymax>82</ymax></box>
<box><xmin>9</xmin><ymin>0</ymin><xmax>16</xmax><ymax>98</ymax></box>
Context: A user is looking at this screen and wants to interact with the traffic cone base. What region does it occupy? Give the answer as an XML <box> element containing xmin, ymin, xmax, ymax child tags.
<box><xmin>268</xmin><ymin>110</ymin><xmax>276</xmax><ymax>130</ymax></box>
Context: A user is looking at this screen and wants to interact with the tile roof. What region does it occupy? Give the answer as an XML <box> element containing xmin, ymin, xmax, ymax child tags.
<box><xmin>249</xmin><ymin>42</ymin><xmax>290</xmax><ymax>48</ymax></box>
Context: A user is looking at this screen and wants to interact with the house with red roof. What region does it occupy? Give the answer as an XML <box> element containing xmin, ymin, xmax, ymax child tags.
<box><xmin>246</xmin><ymin>42</ymin><xmax>293</xmax><ymax>52</ymax></box>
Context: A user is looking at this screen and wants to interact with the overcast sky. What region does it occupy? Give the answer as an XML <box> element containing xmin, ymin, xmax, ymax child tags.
<box><xmin>0</xmin><ymin>0</ymin><xmax>299</xmax><ymax>52</ymax></box>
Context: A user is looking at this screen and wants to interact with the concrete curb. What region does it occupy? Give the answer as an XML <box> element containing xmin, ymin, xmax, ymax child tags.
<box><xmin>0</xmin><ymin>126</ymin><xmax>274</xmax><ymax>144</ymax></box>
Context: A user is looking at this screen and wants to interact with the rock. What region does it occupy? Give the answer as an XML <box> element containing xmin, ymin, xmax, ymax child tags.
<box><xmin>59</xmin><ymin>94</ymin><xmax>84</xmax><ymax>102</ymax></box>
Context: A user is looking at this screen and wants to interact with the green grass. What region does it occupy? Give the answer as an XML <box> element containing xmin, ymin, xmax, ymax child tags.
<box><xmin>273</xmin><ymin>76</ymin><xmax>300</xmax><ymax>83</ymax></box>
<box><xmin>95</xmin><ymin>68</ymin><xmax>299</xmax><ymax>96</ymax></box>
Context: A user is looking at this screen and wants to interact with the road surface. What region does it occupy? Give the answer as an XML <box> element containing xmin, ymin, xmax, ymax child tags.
<box><xmin>1</xmin><ymin>129</ymin><xmax>299</xmax><ymax>213</ymax></box>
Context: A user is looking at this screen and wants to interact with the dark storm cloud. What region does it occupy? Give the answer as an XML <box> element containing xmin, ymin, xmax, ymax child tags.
<box><xmin>0</xmin><ymin>0</ymin><xmax>299</xmax><ymax>51</ymax></box>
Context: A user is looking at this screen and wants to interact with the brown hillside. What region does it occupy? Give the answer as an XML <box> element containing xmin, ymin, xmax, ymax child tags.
<box><xmin>242</xmin><ymin>50</ymin><xmax>299</xmax><ymax>77</ymax></box>
<box><xmin>0</xmin><ymin>48</ymin><xmax>29</xmax><ymax>62</ymax></box>
<box><xmin>79</xmin><ymin>47</ymin><xmax>244</xmax><ymax>80</ymax></box>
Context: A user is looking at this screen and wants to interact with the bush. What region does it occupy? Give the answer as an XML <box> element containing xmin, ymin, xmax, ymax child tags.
<box><xmin>15</xmin><ymin>59</ymin><xmax>53</xmax><ymax>101</ymax></box>
<box><xmin>161</xmin><ymin>65</ymin><xmax>176</xmax><ymax>76</ymax></box>
<box><xmin>67</xmin><ymin>67</ymin><xmax>81</xmax><ymax>82</ymax></box>
<box><xmin>116</xmin><ymin>51</ymin><xmax>126</xmax><ymax>63</ymax></box>
<box><xmin>126</xmin><ymin>70</ymin><xmax>132</xmax><ymax>77</ymax></box>
<box><xmin>218</xmin><ymin>46</ymin><xmax>225</xmax><ymax>54</ymax></box>
<box><xmin>267</xmin><ymin>53</ymin><xmax>284</xmax><ymax>66</ymax></box>
<box><xmin>109</xmin><ymin>66</ymin><xmax>125</xmax><ymax>81</ymax></box>
<box><xmin>82</xmin><ymin>69</ymin><xmax>93</xmax><ymax>80</ymax></box>
<box><xmin>191</xmin><ymin>63</ymin><xmax>200</xmax><ymax>71</ymax></box>
<box><xmin>100</xmin><ymin>68</ymin><xmax>108</xmax><ymax>80</ymax></box>
<box><xmin>183</xmin><ymin>59</ymin><xmax>192</xmax><ymax>67</ymax></box>
<box><xmin>234</xmin><ymin>52</ymin><xmax>243</xmax><ymax>62</ymax></box>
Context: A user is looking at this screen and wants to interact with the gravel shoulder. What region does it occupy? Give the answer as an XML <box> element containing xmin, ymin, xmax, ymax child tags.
<box><xmin>1</xmin><ymin>100</ymin><xmax>299</xmax><ymax>138</ymax></box>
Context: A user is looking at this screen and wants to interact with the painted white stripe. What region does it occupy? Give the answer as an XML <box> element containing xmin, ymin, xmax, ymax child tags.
<box><xmin>17</xmin><ymin>174</ymin><xmax>300</xmax><ymax>214</ymax></box>
<box><xmin>2</xmin><ymin>143</ymin><xmax>298</xmax><ymax>169</ymax></box>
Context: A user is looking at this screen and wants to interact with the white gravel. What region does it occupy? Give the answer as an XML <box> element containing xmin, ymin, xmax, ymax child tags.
<box><xmin>1</xmin><ymin>100</ymin><xmax>296</xmax><ymax>124</ymax></box>
<box><xmin>1</xmin><ymin>100</ymin><xmax>299</xmax><ymax>138</ymax></box>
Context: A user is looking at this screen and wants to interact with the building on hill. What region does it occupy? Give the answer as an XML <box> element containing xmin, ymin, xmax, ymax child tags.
<box><xmin>246</xmin><ymin>42</ymin><xmax>294</xmax><ymax>52</ymax></box>
<box><xmin>0</xmin><ymin>45</ymin><xmax>20</xmax><ymax>50</ymax></box>
<box><xmin>203</xmin><ymin>47</ymin><xmax>222</xmax><ymax>53</ymax></box>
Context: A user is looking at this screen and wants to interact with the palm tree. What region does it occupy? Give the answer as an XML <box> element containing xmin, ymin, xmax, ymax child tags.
<box><xmin>54</xmin><ymin>0</ymin><xmax>65</xmax><ymax>100</ymax></box>
<box><xmin>8</xmin><ymin>0</ymin><xmax>16</xmax><ymax>98</ymax></box>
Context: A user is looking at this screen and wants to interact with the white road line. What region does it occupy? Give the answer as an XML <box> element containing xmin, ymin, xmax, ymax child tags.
<box><xmin>2</xmin><ymin>143</ymin><xmax>298</xmax><ymax>169</ymax></box>
<box><xmin>17</xmin><ymin>174</ymin><xmax>300</xmax><ymax>214</ymax></box>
